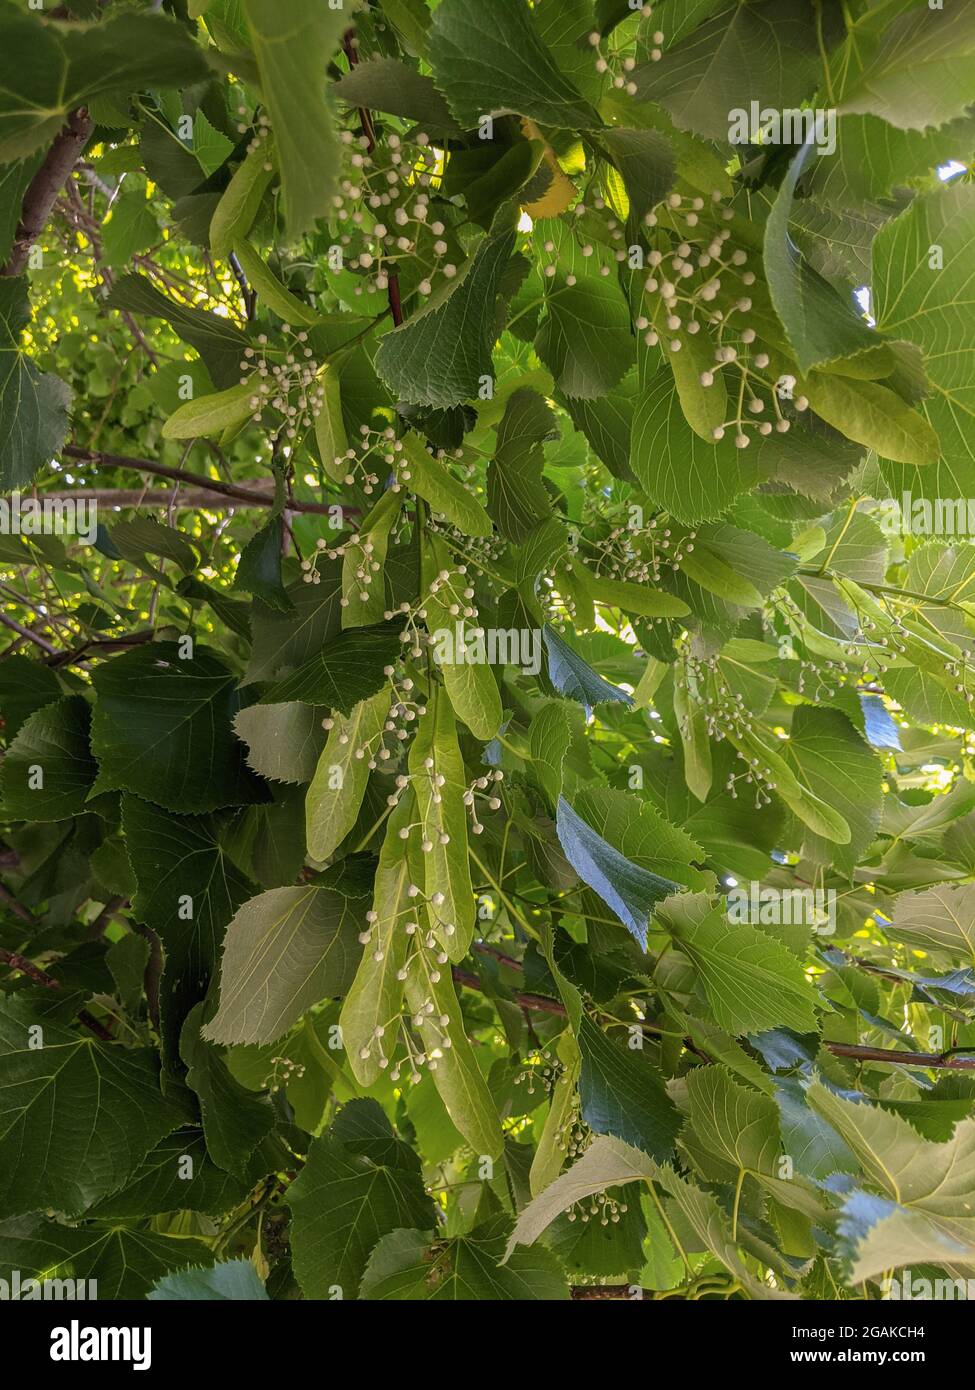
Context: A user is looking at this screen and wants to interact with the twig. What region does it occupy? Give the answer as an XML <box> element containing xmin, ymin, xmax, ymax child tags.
<box><xmin>1</xmin><ymin>108</ymin><xmax>93</xmax><ymax>277</ymax></box>
<box><xmin>452</xmin><ymin>963</ymin><xmax>975</xmax><ymax>1069</ymax></box>
<box><xmin>44</xmin><ymin>628</ymin><xmax>156</xmax><ymax>669</ymax></box>
<box><xmin>0</xmin><ymin>882</ymin><xmax>36</xmax><ymax>925</ymax></box>
<box><xmin>86</xmin><ymin>896</ymin><xmax>129</xmax><ymax>941</ymax></box>
<box><xmin>0</xmin><ymin>611</ymin><xmax>59</xmax><ymax>655</ymax></box>
<box><xmin>135</xmin><ymin>924</ymin><xmax>162</xmax><ymax>1034</ymax></box>
<box><xmin>0</xmin><ymin>947</ymin><xmax>114</xmax><ymax>1041</ymax></box>
<box><xmin>63</xmin><ymin>445</ymin><xmax>347</xmax><ymax>515</ymax></box>
<box><xmin>228</xmin><ymin>250</ymin><xmax>256</xmax><ymax>321</ymax></box>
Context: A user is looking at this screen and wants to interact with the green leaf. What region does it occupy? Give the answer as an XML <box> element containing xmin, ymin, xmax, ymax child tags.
<box><xmin>873</xmin><ymin>183</ymin><xmax>975</xmax><ymax>497</ymax></box>
<box><xmin>241</xmin><ymin>0</ymin><xmax>351</xmax><ymax>236</ymax></box>
<box><xmin>0</xmin><ymin>1217</ymin><xmax>213</xmax><ymax>1301</ymax></box>
<box><xmin>341</xmin><ymin>489</ymin><xmax>401</xmax><ymax>627</ymax></box>
<box><xmin>652</xmin><ymin>1163</ymin><xmax>797</xmax><ymax>1299</ymax></box>
<box><xmin>580</xmin><ymin>571</ymin><xmax>691</xmax><ymax>619</ymax></box>
<box><xmin>0</xmin><ymin>655</ymin><xmax>60</xmax><ymax>740</ymax></box>
<box><xmin>631</xmin><ymin>0</ymin><xmax>825</xmax><ymax>144</ymax></box>
<box><xmin>786</xmin><ymin>707</ymin><xmax>883</xmax><ymax>877</ymax></box>
<box><xmin>361</xmin><ymin>1213</ymin><xmax>568</xmax><ymax>1299</ymax></box>
<box><xmin>233</xmin><ymin>701</ymin><xmax>326</xmax><ymax>785</ymax></box>
<box><xmin>631</xmin><ymin>367</ymin><xmax>767</xmax><ymax>523</ymax></box>
<box><xmin>421</xmin><ymin>533</ymin><xmax>502</xmax><ymax>740</ymax></box>
<box><xmin>334</xmin><ymin>57</ymin><xmax>461</xmax><ymax>137</ymax></box>
<box><xmin>106</xmin><ymin>274</ymin><xmax>251</xmax><ymax>389</ymax></box>
<box><xmin>210</xmin><ymin>140</ymin><xmax>277</xmax><ymax>260</ymax></box>
<box><xmin>404</xmin><ymin>939</ymin><xmax>503</xmax><ymax>1159</ymax></box>
<box><xmin>122</xmin><ymin>793</ymin><xmax>255</xmax><ymax>1061</ymax></box>
<box><xmin>543</xmin><ymin>624</ymin><xmax>633</xmax><ymax>714</ymax></box>
<box><xmin>0</xmin><ymin>696</ymin><xmax>96</xmax><ymax>822</ymax></box>
<box><xmin>340</xmin><ymin>792</ymin><xmax>417</xmax><ymax>1085</ymax></box>
<box><xmin>530</xmin><ymin>1031</ymin><xmax>580</xmax><ymax>1197</ymax></box>
<box><xmin>887</xmin><ymin>883</ymin><xmax>975</xmax><ymax>967</ymax></box>
<box><xmin>534</xmin><ymin>271</ymin><xmax>633</xmax><ymax>401</ymax></box>
<box><xmin>0</xmin><ymin>997</ymin><xmax>183</xmax><ymax>1218</ymax></box>
<box><xmin>243</xmin><ymin>569</ymin><xmax>343</xmax><ymax>685</ymax></box>
<box><xmin>529</xmin><ymin>701</ymin><xmax>572</xmax><ymax>808</ymax></box>
<box><xmin>505</xmin><ymin>1133</ymin><xmax>657</xmax><ymax>1257</ymax></box>
<box><xmin>180</xmin><ymin>1003</ymin><xmax>275</xmax><ymax>1172</ymax></box>
<box><xmin>102</xmin><ymin>189</ymin><xmax>159</xmax><ymax>267</ymax></box>
<box><xmin>111</xmin><ymin>516</ymin><xmax>199</xmax><ymax>574</ymax></box>
<box><xmin>837</xmin><ymin>4</ymin><xmax>975</xmax><ymax>132</ymax></box>
<box><xmin>191</xmin><ymin>111</ymin><xmax>234</xmax><ymax>177</ymax></box>
<box><xmin>807</xmin><ymin>1082</ymin><xmax>975</xmax><ymax>1278</ymax></box>
<box><xmin>376</xmin><ymin>222</ymin><xmax>516</xmax><ymax>407</ymax></box>
<box><xmin>0</xmin><ymin>277</ymin><xmax>72</xmax><ymax>490</ymax></box>
<box><xmin>595</xmin><ymin>128</ymin><xmax>676</xmax><ymax>225</ymax></box>
<box><xmin>90</xmin><ymin>642</ymin><xmax>261</xmax><ymax>814</ymax></box>
<box><xmin>673</xmin><ymin>678</ymin><xmax>712</xmax><ymax>802</ymax></box>
<box><xmin>0</xmin><ymin>9</ymin><xmax>210</xmax><ymax>161</ymax></box>
<box><xmin>259</xmin><ymin>620</ymin><xmax>402</xmax><ymax>713</ymax></box>
<box><xmin>305</xmin><ymin>689</ymin><xmax>390</xmax><ymax>861</ymax></box>
<box><xmin>162</xmin><ymin>378</ymin><xmax>258</xmax><ymax>439</ymax></box>
<box><xmin>314</xmin><ymin>360</ymin><xmax>349</xmax><ymax>483</ymax></box>
<box><xmin>428</xmin><ymin>0</ymin><xmax>601</xmax><ymax>130</ymax></box>
<box><xmin>657</xmin><ymin>892</ymin><xmax>820</xmax><ymax>1036</ymax></box>
<box><xmin>233</xmin><ymin>514</ymin><xmax>291</xmax><ymax>610</ymax></box>
<box><xmin>764</xmin><ymin>139</ymin><xmax>880</xmax><ymax>375</ymax></box>
<box><xmin>556</xmin><ymin>795</ymin><xmax>682</xmax><ymax>949</ymax></box>
<box><xmin>487</xmin><ymin>388</ymin><xmax>555</xmax><ymax>542</ymax></box>
<box><xmin>574</xmin><ymin>786</ymin><xmax>709</xmax><ymax>891</ymax></box>
<box><xmin>681</xmin><ymin>1065</ymin><xmax>781</xmax><ymax>1184</ymax></box>
<box><xmin>87</xmin><ymin>1129</ymin><xmax>259</xmax><ymax>1219</ymax></box>
<box><xmin>402</xmin><ymin>436</ymin><xmax>493</xmax><ymax>537</ymax></box>
<box><xmin>408</xmin><ymin>687</ymin><xmax>476</xmax><ymax>961</ymax></box>
<box><xmin>232</xmin><ymin>239</ymin><xmax>320</xmax><ymax>326</ymax></box>
<box><xmin>203</xmin><ymin>885</ymin><xmax>366</xmax><ymax>1045</ymax></box>
<box><xmin>561</xmin><ymin>368</ymin><xmax>637</xmax><ymax>481</ymax></box>
<box><xmin>799</xmin><ymin>370</ymin><xmax>939</xmax><ymax>468</ymax></box>
<box><xmin>578</xmin><ymin>1017</ymin><xmax>680</xmax><ymax>1161</ymax></box>
<box><xmin>668</xmin><ymin>319</ymin><xmax>728</xmax><ymax>441</ymax></box>
<box><xmin>150</xmin><ymin>1257</ymin><xmax>269</xmax><ymax>1300</ymax></box>
<box><xmin>287</xmin><ymin>1098</ymin><xmax>436</xmax><ymax>1299</ymax></box>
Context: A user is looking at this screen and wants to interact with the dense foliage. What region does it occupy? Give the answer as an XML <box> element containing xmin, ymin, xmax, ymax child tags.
<box><xmin>2</xmin><ymin>0</ymin><xmax>975</xmax><ymax>1303</ymax></box>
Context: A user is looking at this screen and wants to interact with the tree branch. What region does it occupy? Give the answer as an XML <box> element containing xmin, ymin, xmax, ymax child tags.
<box><xmin>62</xmin><ymin>445</ymin><xmax>350</xmax><ymax>516</ymax></box>
<box><xmin>43</xmin><ymin>628</ymin><xmax>157</xmax><ymax>669</ymax></box>
<box><xmin>452</xmin><ymin>965</ymin><xmax>975</xmax><ymax>1069</ymax></box>
<box><xmin>0</xmin><ymin>881</ymin><xmax>37</xmax><ymax>925</ymax></box>
<box><xmin>1</xmin><ymin>108</ymin><xmax>93</xmax><ymax>277</ymax></box>
<box><xmin>0</xmin><ymin>947</ymin><xmax>114</xmax><ymax>1041</ymax></box>
<box><xmin>0</xmin><ymin>610</ymin><xmax>59</xmax><ymax>655</ymax></box>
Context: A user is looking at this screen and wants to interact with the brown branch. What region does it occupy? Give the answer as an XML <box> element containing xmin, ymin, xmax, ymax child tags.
<box><xmin>7</xmin><ymin>486</ymin><xmax>272</xmax><ymax>510</ymax></box>
<box><xmin>135</xmin><ymin>924</ymin><xmax>162</xmax><ymax>1034</ymax></box>
<box><xmin>0</xmin><ymin>947</ymin><xmax>57</xmax><ymax>990</ymax></box>
<box><xmin>43</xmin><ymin>628</ymin><xmax>156</xmax><ymax>669</ymax></box>
<box><xmin>571</xmin><ymin>1286</ymin><xmax>640</xmax><ymax>1300</ymax></box>
<box><xmin>1</xmin><ymin>108</ymin><xmax>93</xmax><ymax>277</ymax></box>
<box><xmin>452</xmin><ymin>963</ymin><xmax>975</xmax><ymax>1069</ymax></box>
<box><xmin>823</xmin><ymin>1042</ymin><xmax>975</xmax><ymax>1070</ymax></box>
<box><xmin>0</xmin><ymin>882</ymin><xmax>37</xmax><ymax>926</ymax></box>
<box><xmin>86</xmin><ymin>896</ymin><xmax>129</xmax><ymax>942</ymax></box>
<box><xmin>0</xmin><ymin>947</ymin><xmax>114</xmax><ymax>1041</ymax></box>
<box><xmin>63</xmin><ymin>445</ymin><xmax>349</xmax><ymax>516</ymax></box>
<box><xmin>452</xmin><ymin>966</ymin><xmax>574</xmax><ymax>1017</ymax></box>
<box><xmin>0</xmin><ymin>610</ymin><xmax>59</xmax><ymax>655</ymax></box>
